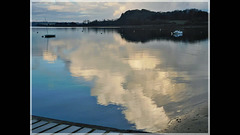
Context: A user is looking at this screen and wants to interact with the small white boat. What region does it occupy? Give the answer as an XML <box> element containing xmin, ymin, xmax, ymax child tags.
<box><xmin>171</xmin><ymin>30</ymin><xmax>183</xmax><ymax>37</ymax></box>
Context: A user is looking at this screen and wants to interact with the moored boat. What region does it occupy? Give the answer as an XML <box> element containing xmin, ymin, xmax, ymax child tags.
<box><xmin>43</xmin><ymin>34</ymin><xmax>56</xmax><ymax>38</ymax></box>
<box><xmin>171</xmin><ymin>30</ymin><xmax>183</xmax><ymax>37</ymax></box>
<box><xmin>42</xmin><ymin>18</ymin><xmax>56</xmax><ymax>38</ymax></box>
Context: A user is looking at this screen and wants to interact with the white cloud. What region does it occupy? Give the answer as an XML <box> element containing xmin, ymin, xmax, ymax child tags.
<box><xmin>113</xmin><ymin>6</ymin><xmax>127</xmax><ymax>17</ymax></box>
<box><xmin>32</xmin><ymin>2</ymin><xmax>208</xmax><ymax>22</ymax></box>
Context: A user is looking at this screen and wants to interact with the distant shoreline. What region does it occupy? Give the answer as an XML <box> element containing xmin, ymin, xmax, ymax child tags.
<box><xmin>31</xmin><ymin>24</ymin><xmax>208</xmax><ymax>30</ymax></box>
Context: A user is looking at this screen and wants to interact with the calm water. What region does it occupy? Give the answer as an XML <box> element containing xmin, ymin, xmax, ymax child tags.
<box><xmin>31</xmin><ymin>27</ymin><xmax>208</xmax><ymax>133</ymax></box>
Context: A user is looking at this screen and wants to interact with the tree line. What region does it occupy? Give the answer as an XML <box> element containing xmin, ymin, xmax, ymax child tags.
<box><xmin>32</xmin><ymin>8</ymin><xmax>208</xmax><ymax>27</ymax></box>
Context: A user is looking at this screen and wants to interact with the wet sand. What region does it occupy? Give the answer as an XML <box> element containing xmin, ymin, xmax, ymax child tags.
<box><xmin>160</xmin><ymin>101</ymin><xmax>208</xmax><ymax>133</ymax></box>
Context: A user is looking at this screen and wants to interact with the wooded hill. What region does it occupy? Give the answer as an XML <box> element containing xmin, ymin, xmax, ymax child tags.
<box><xmin>87</xmin><ymin>8</ymin><xmax>208</xmax><ymax>26</ymax></box>
<box><xmin>32</xmin><ymin>8</ymin><xmax>208</xmax><ymax>27</ymax></box>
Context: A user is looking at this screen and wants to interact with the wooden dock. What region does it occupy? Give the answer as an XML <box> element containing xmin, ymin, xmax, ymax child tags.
<box><xmin>31</xmin><ymin>115</ymin><xmax>148</xmax><ymax>135</ymax></box>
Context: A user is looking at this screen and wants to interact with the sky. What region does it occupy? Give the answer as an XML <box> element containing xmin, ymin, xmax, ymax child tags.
<box><xmin>31</xmin><ymin>1</ymin><xmax>209</xmax><ymax>22</ymax></box>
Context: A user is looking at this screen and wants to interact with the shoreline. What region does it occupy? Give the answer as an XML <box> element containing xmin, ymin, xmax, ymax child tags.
<box><xmin>162</xmin><ymin>101</ymin><xmax>208</xmax><ymax>133</ymax></box>
<box><xmin>31</xmin><ymin>24</ymin><xmax>208</xmax><ymax>29</ymax></box>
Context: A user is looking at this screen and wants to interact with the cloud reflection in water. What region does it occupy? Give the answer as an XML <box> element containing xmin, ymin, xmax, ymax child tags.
<box><xmin>42</xmin><ymin>29</ymin><xmax>208</xmax><ymax>132</ymax></box>
<box><xmin>43</xmin><ymin>50</ymin><xmax>57</xmax><ymax>63</ymax></box>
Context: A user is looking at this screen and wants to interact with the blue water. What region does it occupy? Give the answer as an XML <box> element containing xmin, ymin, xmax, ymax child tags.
<box><xmin>31</xmin><ymin>27</ymin><xmax>208</xmax><ymax>132</ymax></box>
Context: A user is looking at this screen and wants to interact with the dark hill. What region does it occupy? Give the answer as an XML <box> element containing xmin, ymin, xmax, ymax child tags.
<box><xmin>32</xmin><ymin>8</ymin><xmax>208</xmax><ymax>27</ymax></box>
<box><xmin>116</xmin><ymin>9</ymin><xmax>156</xmax><ymax>25</ymax></box>
<box><xmin>115</xmin><ymin>8</ymin><xmax>208</xmax><ymax>25</ymax></box>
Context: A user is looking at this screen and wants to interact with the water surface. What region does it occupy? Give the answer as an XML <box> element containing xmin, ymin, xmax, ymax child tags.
<box><xmin>31</xmin><ymin>27</ymin><xmax>208</xmax><ymax>133</ymax></box>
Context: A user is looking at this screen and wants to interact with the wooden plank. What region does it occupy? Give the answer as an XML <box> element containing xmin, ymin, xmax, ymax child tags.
<box><xmin>32</xmin><ymin>115</ymin><xmax>146</xmax><ymax>133</ymax></box>
<box><xmin>108</xmin><ymin>132</ymin><xmax>120</xmax><ymax>135</ymax></box>
<box><xmin>31</xmin><ymin>115</ymin><xmax>146</xmax><ymax>134</ymax></box>
<box><xmin>32</xmin><ymin>123</ymin><xmax>58</xmax><ymax>133</ymax></box>
<box><xmin>32</xmin><ymin>121</ymin><xmax>48</xmax><ymax>129</ymax></box>
<box><xmin>91</xmin><ymin>129</ymin><xmax>106</xmax><ymax>133</ymax></box>
<box><xmin>43</xmin><ymin>124</ymin><xmax>70</xmax><ymax>133</ymax></box>
<box><xmin>58</xmin><ymin>126</ymin><xmax>82</xmax><ymax>133</ymax></box>
<box><xmin>31</xmin><ymin>119</ymin><xmax>38</xmax><ymax>125</ymax></box>
<box><xmin>75</xmin><ymin>127</ymin><xmax>93</xmax><ymax>133</ymax></box>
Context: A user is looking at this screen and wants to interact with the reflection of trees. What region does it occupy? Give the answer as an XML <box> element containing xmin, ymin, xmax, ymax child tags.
<box><xmin>86</xmin><ymin>27</ymin><xmax>208</xmax><ymax>43</ymax></box>
<box><xmin>86</xmin><ymin>27</ymin><xmax>118</xmax><ymax>34</ymax></box>
<box><xmin>116</xmin><ymin>27</ymin><xmax>208</xmax><ymax>43</ymax></box>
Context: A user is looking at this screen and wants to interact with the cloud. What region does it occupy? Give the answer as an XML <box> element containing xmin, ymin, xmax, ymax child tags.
<box><xmin>32</xmin><ymin>2</ymin><xmax>208</xmax><ymax>22</ymax></box>
<box><xmin>113</xmin><ymin>6</ymin><xmax>127</xmax><ymax>17</ymax></box>
<box><xmin>33</xmin><ymin>2</ymin><xmax>123</xmax><ymax>21</ymax></box>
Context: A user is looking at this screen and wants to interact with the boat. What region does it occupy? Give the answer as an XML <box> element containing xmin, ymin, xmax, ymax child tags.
<box><xmin>43</xmin><ymin>34</ymin><xmax>56</xmax><ymax>38</ymax></box>
<box><xmin>171</xmin><ymin>30</ymin><xmax>183</xmax><ymax>37</ymax></box>
<box><xmin>42</xmin><ymin>18</ymin><xmax>56</xmax><ymax>38</ymax></box>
